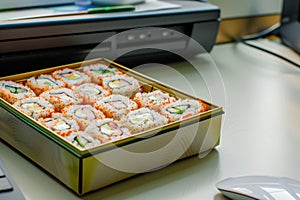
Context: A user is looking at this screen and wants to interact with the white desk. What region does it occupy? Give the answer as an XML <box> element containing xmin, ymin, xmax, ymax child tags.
<box><xmin>1</xmin><ymin>42</ymin><xmax>300</xmax><ymax>200</ymax></box>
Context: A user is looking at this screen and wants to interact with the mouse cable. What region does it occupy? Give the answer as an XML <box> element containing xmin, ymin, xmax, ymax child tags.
<box><xmin>237</xmin><ymin>23</ymin><xmax>280</xmax><ymax>41</ymax></box>
<box><xmin>235</xmin><ymin>23</ymin><xmax>300</xmax><ymax>68</ymax></box>
<box><xmin>240</xmin><ymin>40</ymin><xmax>300</xmax><ymax>68</ymax></box>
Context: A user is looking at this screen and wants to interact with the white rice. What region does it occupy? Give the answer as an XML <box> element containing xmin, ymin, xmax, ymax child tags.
<box><xmin>38</xmin><ymin>113</ymin><xmax>80</xmax><ymax>137</ymax></box>
<box><xmin>0</xmin><ymin>80</ymin><xmax>36</xmax><ymax>104</ymax></box>
<box><xmin>102</xmin><ymin>75</ymin><xmax>140</xmax><ymax>98</ymax></box>
<box><xmin>85</xmin><ymin>118</ymin><xmax>131</xmax><ymax>144</ymax></box>
<box><xmin>61</xmin><ymin>104</ymin><xmax>105</xmax><ymax>130</ymax></box>
<box><xmin>52</xmin><ymin>68</ymin><xmax>91</xmax><ymax>88</ymax></box>
<box><xmin>120</xmin><ymin>108</ymin><xmax>168</xmax><ymax>133</ymax></box>
<box><xmin>133</xmin><ymin>90</ymin><xmax>176</xmax><ymax>111</ymax></box>
<box><xmin>40</xmin><ymin>88</ymin><xmax>81</xmax><ymax>111</ymax></box>
<box><xmin>13</xmin><ymin>96</ymin><xmax>54</xmax><ymax>119</ymax></box>
<box><xmin>95</xmin><ymin>94</ymin><xmax>138</xmax><ymax>120</ymax></box>
<box><xmin>66</xmin><ymin>131</ymin><xmax>101</xmax><ymax>150</ymax></box>
<box><xmin>72</xmin><ymin>83</ymin><xmax>110</xmax><ymax>104</ymax></box>
<box><xmin>160</xmin><ymin>99</ymin><xmax>205</xmax><ymax>122</ymax></box>
<box><xmin>81</xmin><ymin>62</ymin><xmax>123</xmax><ymax>84</ymax></box>
<box><xmin>26</xmin><ymin>74</ymin><xmax>65</xmax><ymax>95</ymax></box>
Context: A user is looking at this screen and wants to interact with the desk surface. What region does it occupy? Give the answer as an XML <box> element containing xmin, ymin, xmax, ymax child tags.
<box><xmin>1</xmin><ymin>42</ymin><xmax>300</xmax><ymax>200</ymax></box>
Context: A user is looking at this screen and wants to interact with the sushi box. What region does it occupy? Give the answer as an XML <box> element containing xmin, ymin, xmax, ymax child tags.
<box><xmin>0</xmin><ymin>58</ymin><xmax>223</xmax><ymax>195</ymax></box>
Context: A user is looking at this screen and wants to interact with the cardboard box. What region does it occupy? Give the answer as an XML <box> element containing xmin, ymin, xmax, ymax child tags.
<box><xmin>0</xmin><ymin>58</ymin><xmax>223</xmax><ymax>195</ymax></box>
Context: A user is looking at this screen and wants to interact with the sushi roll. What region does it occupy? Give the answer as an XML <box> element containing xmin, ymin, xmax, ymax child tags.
<box><xmin>0</xmin><ymin>81</ymin><xmax>36</xmax><ymax>104</ymax></box>
<box><xmin>61</xmin><ymin>104</ymin><xmax>105</xmax><ymax>130</ymax></box>
<box><xmin>120</xmin><ymin>108</ymin><xmax>168</xmax><ymax>133</ymax></box>
<box><xmin>38</xmin><ymin>113</ymin><xmax>80</xmax><ymax>137</ymax></box>
<box><xmin>85</xmin><ymin>118</ymin><xmax>131</xmax><ymax>144</ymax></box>
<box><xmin>40</xmin><ymin>88</ymin><xmax>81</xmax><ymax>111</ymax></box>
<box><xmin>52</xmin><ymin>68</ymin><xmax>91</xmax><ymax>88</ymax></box>
<box><xmin>133</xmin><ymin>90</ymin><xmax>177</xmax><ymax>111</ymax></box>
<box><xmin>26</xmin><ymin>74</ymin><xmax>65</xmax><ymax>95</ymax></box>
<box><xmin>102</xmin><ymin>75</ymin><xmax>140</xmax><ymax>98</ymax></box>
<box><xmin>73</xmin><ymin>83</ymin><xmax>110</xmax><ymax>105</ymax></box>
<box><xmin>65</xmin><ymin>131</ymin><xmax>100</xmax><ymax>150</ymax></box>
<box><xmin>160</xmin><ymin>99</ymin><xmax>207</xmax><ymax>122</ymax></box>
<box><xmin>13</xmin><ymin>97</ymin><xmax>54</xmax><ymax>119</ymax></box>
<box><xmin>81</xmin><ymin>62</ymin><xmax>123</xmax><ymax>85</ymax></box>
<box><xmin>95</xmin><ymin>94</ymin><xmax>138</xmax><ymax>120</ymax></box>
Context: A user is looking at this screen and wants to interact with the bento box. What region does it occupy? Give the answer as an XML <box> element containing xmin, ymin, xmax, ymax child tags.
<box><xmin>0</xmin><ymin>58</ymin><xmax>223</xmax><ymax>195</ymax></box>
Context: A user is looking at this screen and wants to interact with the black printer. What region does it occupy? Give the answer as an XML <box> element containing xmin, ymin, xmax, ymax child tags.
<box><xmin>0</xmin><ymin>1</ymin><xmax>220</xmax><ymax>75</ymax></box>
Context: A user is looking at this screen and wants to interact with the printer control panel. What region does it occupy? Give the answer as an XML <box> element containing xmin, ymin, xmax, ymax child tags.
<box><xmin>123</xmin><ymin>28</ymin><xmax>180</xmax><ymax>42</ymax></box>
<box><xmin>114</xmin><ymin>26</ymin><xmax>188</xmax><ymax>55</ymax></box>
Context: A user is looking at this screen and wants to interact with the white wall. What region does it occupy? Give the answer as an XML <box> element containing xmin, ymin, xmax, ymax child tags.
<box><xmin>208</xmin><ymin>0</ymin><xmax>283</xmax><ymax>18</ymax></box>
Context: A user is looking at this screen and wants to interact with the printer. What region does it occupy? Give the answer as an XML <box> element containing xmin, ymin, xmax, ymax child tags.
<box><xmin>0</xmin><ymin>1</ymin><xmax>220</xmax><ymax>76</ymax></box>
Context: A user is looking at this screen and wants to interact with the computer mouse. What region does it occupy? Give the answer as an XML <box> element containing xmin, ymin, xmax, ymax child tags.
<box><xmin>216</xmin><ymin>175</ymin><xmax>300</xmax><ymax>200</ymax></box>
